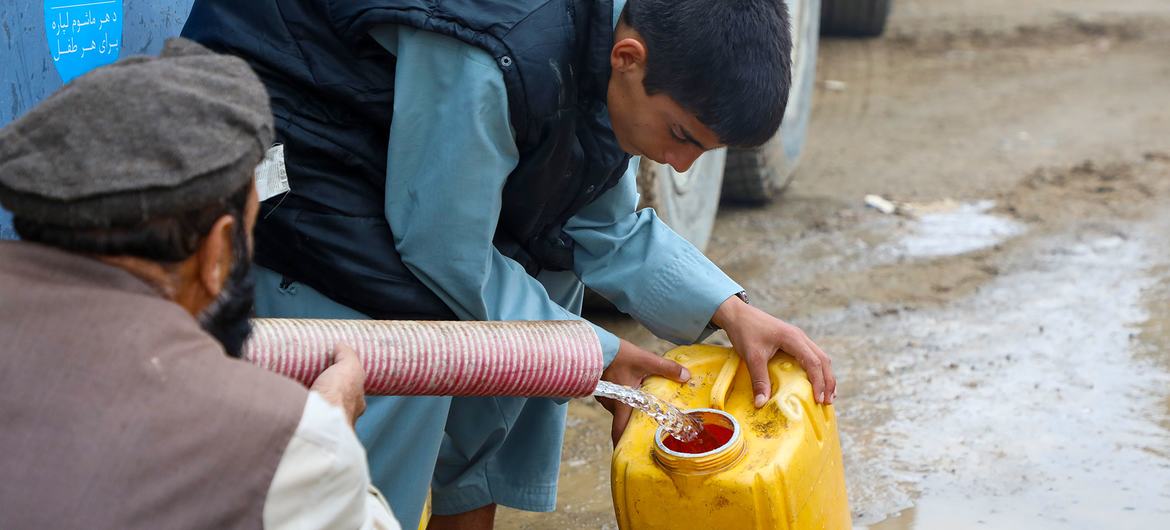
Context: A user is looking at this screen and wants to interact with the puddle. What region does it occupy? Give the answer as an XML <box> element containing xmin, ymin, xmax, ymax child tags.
<box><xmin>885</xmin><ymin>200</ymin><xmax>1025</xmax><ymax>259</ymax></box>
<box><xmin>500</xmin><ymin>187</ymin><xmax>1170</xmax><ymax>530</ymax></box>
<box><xmin>841</xmin><ymin>213</ymin><xmax>1170</xmax><ymax>528</ymax></box>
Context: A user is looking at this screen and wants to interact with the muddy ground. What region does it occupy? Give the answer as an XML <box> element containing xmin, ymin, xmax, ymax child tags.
<box><xmin>499</xmin><ymin>1</ymin><xmax>1170</xmax><ymax>528</ymax></box>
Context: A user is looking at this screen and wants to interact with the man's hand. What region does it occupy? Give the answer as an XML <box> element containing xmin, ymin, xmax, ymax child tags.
<box><xmin>596</xmin><ymin>339</ymin><xmax>691</xmax><ymax>446</ymax></box>
<box><xmin>712</xmin><ymin>295</ymin><xmax>836</xmax><ymax>408</ymax></box>
<box><xmin>310</xmin><ymin>343</ymin><xmax>367</xmax><ymax>427</ymax></box>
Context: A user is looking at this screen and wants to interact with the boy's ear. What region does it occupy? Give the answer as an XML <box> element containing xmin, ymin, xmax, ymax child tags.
<box><xmin>610</xmin><ymin>37</ymin><xmax>647</xmax><ymax>73</ymax></box>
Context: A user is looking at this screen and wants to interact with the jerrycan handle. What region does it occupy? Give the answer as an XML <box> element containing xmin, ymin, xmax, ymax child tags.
<box><xmin>709</xmin><ymin>354</ymin><xmax>743</xmax><ymax>411</ymax></box>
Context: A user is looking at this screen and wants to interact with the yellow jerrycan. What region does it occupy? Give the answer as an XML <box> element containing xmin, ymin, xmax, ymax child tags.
<box><xmin>611</xmin><ymin>345</ymin><xmax>851</xmax><ymax>530</ymax></box>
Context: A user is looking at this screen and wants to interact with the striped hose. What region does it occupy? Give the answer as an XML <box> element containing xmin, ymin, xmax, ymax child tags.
<box><xmin>244</xmin><ymin>318</ymin><xmax>603</xmax><ymax>398</ymax></box>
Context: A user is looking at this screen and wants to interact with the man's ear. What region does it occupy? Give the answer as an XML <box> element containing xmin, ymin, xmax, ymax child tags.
<box><xmin>610</xmin><ymin>37</ymin><xmax>647</xmax><ymax>74</ymax></box>
<box><xmin>196</xmin><ymin>214</ymin><xmax>237</xmax><ymax>299</ymax></box>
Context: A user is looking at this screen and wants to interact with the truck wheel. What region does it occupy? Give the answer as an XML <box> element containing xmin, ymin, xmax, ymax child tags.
<box><xmin>636</xmin><ymin>148</ymin><xmax>727</xmax><ymax>252</ymax></box>
<box><xmin>722</xmin><ymin>0</ymin><xmax>820</xmax><ymax>204</ymax></box>
<box><xmin>820</xmin><ymin>0</ymin><xmax>892</xmax><ymax>37</ymax></box>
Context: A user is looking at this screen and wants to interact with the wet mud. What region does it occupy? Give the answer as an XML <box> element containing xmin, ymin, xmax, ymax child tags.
<box><xmin>498</xmin><ymin>1</ymin><xmax>1170</xmax><ymax>528</ymax></box>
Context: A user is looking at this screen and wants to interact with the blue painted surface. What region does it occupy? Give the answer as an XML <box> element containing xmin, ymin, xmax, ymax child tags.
<box><xmin>1</xmin><ymin>0</ymin><xmax>194</xmax><ymax>239</ymax></box>
<box><xmin>44</xmin><ymin>0</ymin><xmax>124</xmax><ymax>83</ymax></box>
<box><xmin>0</xmin><ymin>208</ymin><xmax>13</xmax><ymax>239</ymax></box>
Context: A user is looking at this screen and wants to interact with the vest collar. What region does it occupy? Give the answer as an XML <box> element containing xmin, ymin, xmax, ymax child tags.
<box><xmin>583</xmin><ymin>0</ymin><xmax>618</xmax><ymax>101</ymax></box>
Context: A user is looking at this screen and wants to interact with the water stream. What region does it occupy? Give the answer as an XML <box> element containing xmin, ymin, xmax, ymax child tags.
<box><xmin>593</xmin><ymin>380</ymin><xmax>701</xmax><ymax>442</ymax></box>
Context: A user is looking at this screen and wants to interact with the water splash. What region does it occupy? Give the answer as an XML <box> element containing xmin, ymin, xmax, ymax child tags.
<box><xmin>593</xmin><ymin>380</ymin><xmax>701</xmax><ymax>442</ymax></box>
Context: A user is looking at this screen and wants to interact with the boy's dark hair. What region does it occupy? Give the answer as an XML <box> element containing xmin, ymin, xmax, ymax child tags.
<box><xmin>15</xmin><ymin>183</ymin><xmax>252</xmax><ymax>264</ymax></box>
<box><xmin>621</xmin><ymin>0</ymin><xmax>792</xmax><ymax>147</ymax></box>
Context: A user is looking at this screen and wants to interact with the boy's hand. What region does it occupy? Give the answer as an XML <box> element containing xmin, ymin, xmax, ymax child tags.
<box><xmin>596</xmin><ymin>339</ymin><xmax>691</xmax><ymax>446</ymax></box>
<box><xmin>712</xmin><ymin>295</ymin><xmax>836</xmax><ymax>408</ymax></box>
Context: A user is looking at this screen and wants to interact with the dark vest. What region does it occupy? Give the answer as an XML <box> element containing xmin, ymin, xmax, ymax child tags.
<box><xmin>182</xmin><ymin>0</ymin><xmax>630</xmax><ymax>320</ymax></box>
<box><xmin>0</xmin><ymin>242</ymin><xmax>307</xmax><ymax>529</ymax></box>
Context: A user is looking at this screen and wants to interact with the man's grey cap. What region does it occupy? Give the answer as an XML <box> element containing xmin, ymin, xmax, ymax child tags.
<box><xmin>0</xmin><ymin>38</ymin><xmax>273</xmax><ymax>228</ymax></box>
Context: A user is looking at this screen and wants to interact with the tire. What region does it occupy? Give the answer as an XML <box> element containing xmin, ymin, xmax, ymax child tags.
<box><xmin>820</xmin><ymin>0</ymin><xmax>892</xmax><ymax>37</ymax></box>
<box><xmin>722</xmin><ymin>0</ymin><xmax>820</xmax><ymax>204</ymax></box>
<box><xmin>636</xmin><ymin>148</ymin><xmax>727</xmax><ymax>252</ymax></box>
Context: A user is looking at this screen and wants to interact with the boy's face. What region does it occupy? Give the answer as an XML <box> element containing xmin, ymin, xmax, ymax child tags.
<box><xmin>606</xmin><ymin>32</ymin><xmax>723</xmax><ymax>172</ymax></box>
<box><xmin>603</xmin><ymin>29</ymin><xmax>720</xmax><ymax>171</ymax></box>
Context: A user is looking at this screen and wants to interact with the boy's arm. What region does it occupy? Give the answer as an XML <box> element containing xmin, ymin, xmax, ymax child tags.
<box><xmin>370</xmin><ymin>25</ymin><xmax>687</xmax><ymax>397</ymax></box>
<box><xmin>370</xmin><ymin>25</ymin><xmax>620</xmax><ymax>360</ymax></box>
<box><xmin>565</xmin><ymin>162</ymin><xmax>836</xmax><ymax>407</ymax></box>
<box><xmin>564</xmin><ymin>159</ymin><xmax>743</xmax><ymax>344</ymax></box>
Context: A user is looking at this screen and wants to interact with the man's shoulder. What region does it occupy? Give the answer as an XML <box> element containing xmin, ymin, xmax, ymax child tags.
<box><xmin>189</xmin><ymin>351</ymin><xmax>312</xmax><ymax>417</ymax></box>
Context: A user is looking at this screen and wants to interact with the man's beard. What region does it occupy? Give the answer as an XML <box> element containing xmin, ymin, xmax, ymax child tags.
<box><xmin>197</xmin><ymin>221</ymin><xmax>255</xmax><ymax>358</ymax></box>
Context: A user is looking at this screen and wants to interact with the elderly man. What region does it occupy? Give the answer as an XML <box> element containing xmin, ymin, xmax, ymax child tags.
<box><xmin>0</xmin><ymin>39</ymin><xmax>398</xmax><ymax>529</ymax></box>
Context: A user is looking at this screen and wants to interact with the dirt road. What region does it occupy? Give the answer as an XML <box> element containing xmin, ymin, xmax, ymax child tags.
<box><xmin>500</xmin><ymin>1</ymin><xmax>1170</xmax><ymax>527</ymax></box>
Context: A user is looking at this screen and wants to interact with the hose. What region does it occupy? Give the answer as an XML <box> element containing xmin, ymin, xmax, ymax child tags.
<box><xmin>244</xmin><ymin>318</ymin><xmax>603</xmax><ymax>398</ymax></box>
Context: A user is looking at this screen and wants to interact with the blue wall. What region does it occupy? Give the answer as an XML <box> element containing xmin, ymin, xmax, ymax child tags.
<box><xmin>1</xmin><ymin>0</ymin><xmax>194</xmax><ymax>239</ymax></box>
<box><xmin>0</xmin><ymin>207</ymin><xmax>13</xmax><ymax>239</ymax></box>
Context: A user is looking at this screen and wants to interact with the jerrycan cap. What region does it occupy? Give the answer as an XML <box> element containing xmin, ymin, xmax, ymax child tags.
<box><xmin>654</xmin><ymin>408</ymin><xmax>746</xmax><ymax>474</ymax></box>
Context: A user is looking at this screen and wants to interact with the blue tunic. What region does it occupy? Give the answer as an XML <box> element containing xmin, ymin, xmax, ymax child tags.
<box><xmin>255</xmin><ymin>1</ymin><xmax>743</xmax><ymax>525</ymax></box>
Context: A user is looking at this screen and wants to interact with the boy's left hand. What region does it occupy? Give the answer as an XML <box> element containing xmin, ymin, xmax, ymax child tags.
<box><xmin>597</xmin><ymin>338</ymin><xmax>692</xmax><ymax>446</ymax></box>
<box><xmin>712</xmin><ymin>295</ymin><xmax>836</xmax><ymax>408</ymax></box>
